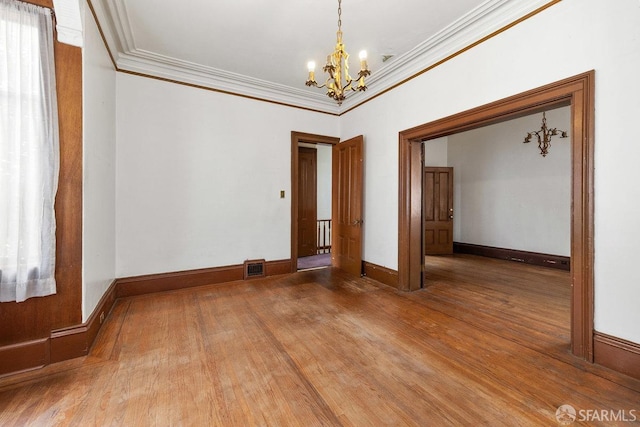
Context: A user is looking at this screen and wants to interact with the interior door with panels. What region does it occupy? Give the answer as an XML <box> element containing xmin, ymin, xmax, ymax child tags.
<box><xmin>424</xmin><ymin>167</ymin><xmax>453</xmax><ymax>255</ymax></box>
<box><xmin>332</xmin><ymin>135</ymin><xmax>364</xmax><ymax>276</ymax></box>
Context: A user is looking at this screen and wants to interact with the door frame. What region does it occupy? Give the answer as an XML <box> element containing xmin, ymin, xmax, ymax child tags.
<box><xmin>291</xmin><ymin>132</ymin><xmax>340</xmax><ymax>272</ymax></box>
<box><xmin>398</xmin><ymin>71</ymin><xmax>595</xmax><ymax>361</ymax></box>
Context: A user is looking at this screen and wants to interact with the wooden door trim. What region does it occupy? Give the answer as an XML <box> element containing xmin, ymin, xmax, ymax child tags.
<box><xmin>291</xmin><ymin>132</ymin><xmax>339</xmax><ymax>272</ymax></box>
<box><xmin>398</xmin><ymin>71</ymin><xmax>595</xmax><ymax>361</ymax></box>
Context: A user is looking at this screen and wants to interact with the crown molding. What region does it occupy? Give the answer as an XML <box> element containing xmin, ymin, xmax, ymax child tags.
<box><xmin>90</xmin><ymin>0</ymin><xmax>558</xmax><ymax>114</ymax></box>
<box><xmin>116</xmin><ymin>49</ymin><xmax>342</xmax><ymax>114</ymax></box>
<box><xmin>87</xmin><ymin>0</ymin><xmax>124</xmax><ymax>53</ymax></box>
<box><xmin>52</xmin><ymin>0</ymin><xmax>83</xmax><ymax>47</ymax></box>
<box><xmin>338</xmin><ymin>0</ymin><xmax>555</xmax><ymax>111</ymax></box>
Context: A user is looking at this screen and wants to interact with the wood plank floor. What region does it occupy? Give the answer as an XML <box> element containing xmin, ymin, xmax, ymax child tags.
<box><xmin>1</xmin><ymin>254</ymin><xmax>639</xmax><ymax>426</ymax></box>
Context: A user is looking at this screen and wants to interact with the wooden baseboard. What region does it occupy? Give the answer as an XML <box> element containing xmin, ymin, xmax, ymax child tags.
<box><xmin>115</xmin><ymin>259</ymin><xmax>292</xmax><ymax>298</ymax></box>
<box><xmin>0</xmin><ymin>279</ymin><xmax>117</xmax><ymax>377</ymax></box>
<box><xmin>0</xmin><ymin>338</ymin><xmax>49</xmax><ymax>377</ymax></box>
<box><xmin>51</xmin><ymin>279</ymin><xmax>118</xmax><ymax>363</ymax></box>
<box><xmin>453</xmin><ymin>242</ymin><xmax>570</xmax><ymax>271</ymax></box>
<box><xmin>49</xmin><ymin>325</ymin><xmax>88</xmax><ymax>364</ymax></box>
<box><xmin>85</xmin><ymin>280</ymin><xmax>118</xmax><ymax>350</ymax></box>
<box><xmin>265</xmin><ymin>259</ymin><xmax>294</xmax><ymax>276</ymax></box>
<box><xmin>363</xmin><ymin>261</ymin><xmax>399</xmax><ymax>288</ymax></box>
<box><xmin>594</xmin><ymin>332</ymin><xmax>640</xmax><ymax>380</ymax></box>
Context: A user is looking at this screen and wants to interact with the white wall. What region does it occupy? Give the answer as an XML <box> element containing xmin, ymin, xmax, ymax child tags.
<box><xmin>424</xmin><ymin>137</ymin><xmax>448</xmax><ymax>167</ymax></box>
<box><xmin>316</xmin><ymin>144</ymin><xmax>332</xmax><ymax>220</ymax></box>
<box><xmin>106</xmin><ymin>0</ymin><xmax>640</xmax><ymax>345</ymax></box>
<box><xmin>116</xmin><ymin>74</ymin><xmax>338</xmax><ymax>277</ymax></box>
<box><xmin>448</xmin><ymin>107</ymin><xmax>571</xmax><ymax>256</ymax></box>
<box><xmin>82</xmin><ymin>2</ymin><xmax>116</xmax><ymax>321</ymax></box>
<box><xmin>340</xmin><ymin>0</ymin><xmax>640</xmax><ymax>344</ymax></box>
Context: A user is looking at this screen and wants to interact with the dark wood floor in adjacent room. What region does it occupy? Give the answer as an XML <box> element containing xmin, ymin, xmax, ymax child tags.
<box><xmin>1</xmin><ymin>254</ymin><xmax>639</xmax><ymax>426</ymax></box>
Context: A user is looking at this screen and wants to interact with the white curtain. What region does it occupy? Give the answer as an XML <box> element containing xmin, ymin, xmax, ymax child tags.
<box><xmin>0</xmin><ymin>0</ymin><xmax>59</xmax><ymax>302</ymax></box>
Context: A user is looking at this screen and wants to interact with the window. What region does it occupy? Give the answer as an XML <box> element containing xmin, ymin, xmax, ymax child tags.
<box><xmin>0</xmin><ymin>0</ymin><xmax>59</xmax><ymax>302</ymax></box>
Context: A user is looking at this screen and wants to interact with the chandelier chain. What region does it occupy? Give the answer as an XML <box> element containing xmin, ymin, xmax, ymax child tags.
<box><xmin>337</xmin><ymin>0</ymin><xmax>342</xmax><ymax>34</ymax></box>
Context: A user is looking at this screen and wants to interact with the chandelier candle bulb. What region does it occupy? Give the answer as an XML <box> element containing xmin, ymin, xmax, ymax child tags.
<box><xmin>359</xmin><ymin>50</ymin><xmax>368</xmax><ymax>71</ymax></box>
<box><xmin>307</xmin><ymin>61</ymin><xmax>316</xmax><ymax>82</ymax></box>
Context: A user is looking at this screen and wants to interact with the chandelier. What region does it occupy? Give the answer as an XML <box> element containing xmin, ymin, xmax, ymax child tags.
<box><xmin>523</xmin><ymin>112</ymin><xmax>568</xmax><ymax>157</ymax></box>
<box><xmin>305</xmin><ymin>0</ymin><xmax>371</xmax><ymax>105</ymax></box>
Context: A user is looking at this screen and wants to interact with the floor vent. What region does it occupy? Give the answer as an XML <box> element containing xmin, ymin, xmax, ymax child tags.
<box><xmin>243</xmin><ymin>259</ymin><xmax>266</xmax><ymax>279</ymax></box>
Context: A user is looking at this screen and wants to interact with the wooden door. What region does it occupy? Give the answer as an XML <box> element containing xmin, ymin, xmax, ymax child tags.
<box><xmin>332</xmin><ymin>136</ymin><xmax>364</xmax><ymax>276</ymax></box>
<box><xmin>297</xmin><ymin>147</ymin><xmax>317</xmax><ymax>257</ymax></box>
<box><xmin>424</xmin><ymin>167</ymin><xmax>453</xmax><ymax>255</ymax></box>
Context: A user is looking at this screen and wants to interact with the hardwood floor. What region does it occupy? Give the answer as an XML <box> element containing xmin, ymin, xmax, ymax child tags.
<box><xmin>1</xmin><ymin>255</ymin><xmax>639</xmax><ymax>426</ymax></box>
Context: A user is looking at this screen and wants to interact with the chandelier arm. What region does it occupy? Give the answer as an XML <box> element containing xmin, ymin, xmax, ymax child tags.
<box><xmin>340</xmin><ymin>76</ymin><xmax>354</xmax><ymax>89</ymax></box>
<box><xmin>348</xmin><ymin>81</ymin><xmax>364</xmax><ymax>92</ymax></box>
<box><xmin>316</xmin><ymin>82</ymin><xmax>328</xmax><ymax>90</ymax></box>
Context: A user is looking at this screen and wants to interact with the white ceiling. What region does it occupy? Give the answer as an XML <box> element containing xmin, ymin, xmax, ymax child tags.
<box><xmin>87</xmin><ymin>0</ymin><xmax>552</xmax><ymax>114</ymax></box>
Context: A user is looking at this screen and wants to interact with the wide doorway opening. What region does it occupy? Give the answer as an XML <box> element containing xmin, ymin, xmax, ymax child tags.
<box><xmin>399</xmin><ymin>72</ymin><xmax>594</xmax><ymax>361</ymax></box>
<box><xmin>421</xmin><ymin>106</ymin><xmax>573</xmax><ymax>353</ymax></box>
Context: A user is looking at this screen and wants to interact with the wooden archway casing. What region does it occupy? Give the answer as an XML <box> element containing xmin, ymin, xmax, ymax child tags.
<box><xmin>398</xmin><ymin>71</ymin><xmax>595</xmax><ymax>360</ymax></box>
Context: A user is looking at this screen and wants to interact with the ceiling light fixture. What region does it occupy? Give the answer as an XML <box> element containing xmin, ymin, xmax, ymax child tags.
<box><xmin>305</xmin><ymin>0</ymin><xmax>370</xmax><ymax>105</ymax></box>
<box><xmin>523</xmin><ymin>112</ymin><xmax>568</xmax><ymax>157</ymax></box>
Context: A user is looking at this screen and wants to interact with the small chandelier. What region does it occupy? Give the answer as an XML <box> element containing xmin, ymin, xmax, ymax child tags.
<box><xmin>305</xmin><ymin>0</ymin><xmax>371</xmax><ymax>105</ymax></box>
<box><xmin>523</xmin><ymin>112</ymin><xmax>568</xmax><ymax>157</ymax></box>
